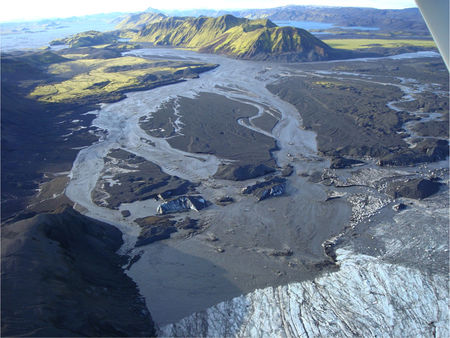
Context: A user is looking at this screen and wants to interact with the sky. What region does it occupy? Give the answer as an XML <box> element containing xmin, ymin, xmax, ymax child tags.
<box><xmin>0</xmin><ymin>0</ymin><xmax>417</xmax><ymax>23</ymax></box>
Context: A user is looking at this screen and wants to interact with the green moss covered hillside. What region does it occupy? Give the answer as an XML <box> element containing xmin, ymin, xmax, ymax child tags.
<box><xmin>120</xmin><ymin>13</ymin><xmax>346</xmax><ymax>61</ymax></box>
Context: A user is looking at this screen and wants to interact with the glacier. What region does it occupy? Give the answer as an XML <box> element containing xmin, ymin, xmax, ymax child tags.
<box><xmin>161</xmin><ymin>247</ymin><xmax>448</xmax><ymax>337</ymax></box>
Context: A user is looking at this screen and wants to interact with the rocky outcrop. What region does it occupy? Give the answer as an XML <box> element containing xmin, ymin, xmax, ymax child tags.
<box><xmin>325</xmin><ymin>190</ymin><xmax>347</xmax><ymax>201</ymax></box>
<box><xmin>387</xmin><ymin>178</ymin><xmax>442</xmax><ymax>200</ymax></box>
<box><xmin>121</xmin><ymin>210</ymin><xmax>131</xmax><ymax>217</ymax></box>
<box><xmin>379</xmin><ymin>139</ymin><xmax>449</xmax><ymax>166</ymax></box>
<box><xmin>281</xmin><ymin>164</ymin><xmax>294</xmax><ymax>177</ymax></box>
<box><xmin>214</xmin><ymin>163</ymin><xmax>276</xmax><ymax>181</ymax></box>
<box><xmin>134</xmin><ymin>216</ymin><xmax>202</xmax><ymax>247</ymax></box>
<box><xmin>134</xmin><ymin>216</ymin><xmax>178</xmax><ymax>247</ymax></box>
<box><xmin>393</xmin><ymin>203</ymin><xmax>408</xmax><ymax>211</ymax></box>
<box><xmin>216</xmin><ymin>196</ymin><xmax>235</xmax><ymax>206</ymax></box>
<box><xmin>330</xmin><ymin>157</ymin><xmax>364</xmax><ymax>169</ymax></box>
<box><xmin>176</xmin><ymin>217</ymin><xmax>199</xmax><ymax>230</ymax></box>
<box><xmin>242</xmin><ymin>177</ymin><xmax>286</xmax><ymax>201</ymax></box>
<box><xmin>1</xmin><ymin>206</ymin><xmax>155</xmax><ymax>337</ymax></box>
<box><xmin>156</xmin><ymin>195</ymin><xmax>208</xmax><ymax>214</ymax></box>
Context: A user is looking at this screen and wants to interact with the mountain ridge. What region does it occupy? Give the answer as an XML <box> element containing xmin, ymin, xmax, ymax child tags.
<box><xmin>151</xmin><ymin>5</ymin><xmax>427</xmax><ymax>32</ymax></box>
<box><xmin>118</xmin><ymin>14</ymin><xmax>346</xmax><ymax>61</ymax></box>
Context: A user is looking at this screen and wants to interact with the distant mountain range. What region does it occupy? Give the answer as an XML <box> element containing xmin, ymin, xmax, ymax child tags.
<box><xmin>116</xmin><ymin>13</ymin><xmax>349</xmax><ymax>61</ymax></box>
<box><xmin>153</xmin><ymin>5</ymin><xmax>427</xmax><ymax>32</ymax></box>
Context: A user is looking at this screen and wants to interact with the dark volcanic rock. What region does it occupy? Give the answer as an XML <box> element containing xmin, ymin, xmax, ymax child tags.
<box><xmin>139</xmin><ymin>227</ymin><xmax>176</xmax><ymax>246</ymax></box>
<box><xmin>214</xmin><ymin>163</ymin><xmax>276</xmax><ymax>181</ymax></box>
<box><xmin>176</xmin><ymin>217</ymin><xmax>199</xmax><ymax>230</ymax></box>
<box><xmin>216</xmin><ymin>196</ymin><xmax>235</xmax><ymax>205</ymax></box>
<box><xmin>281</xmin><ymin>164</ymin><xmax>294</xmax><ymax>177</ymax></box>
<box><xmin>387</xmin><ymin>178</ymin><xmax>442</xmax><ymax>200</ymax></box>
<box><xmin>392</xmin><ymin>203</ymin><xmax>408</xmax><ymax>211</ymax></box>
<box><xmin>156</xmin><ymin>195</ymin><xmax>208</xmax><ymax>214</ymax></box>
<box><xmin>268</xmin><ymin>248</ymin><xmax>293</xmax><ymax>256</ymax></box>
<box><xmin>307</xmin><ymin>171</ymin><xmax>323</xmax><ymax>183</ymax></box>
<box><xmin>135</xmin><ymin>225</ymin><xmax>177</xmax><ymax>247</ymax></box>
<box><xmin>379</xmin><ymin>139</ymin><xmax>449</xmax><ymax>166</ymax></box>
<box><xmin>121</xmin><ymin>210</ymin><xmax>131</xmax><ymax>217</ymax></box>
<box><xmin>415</xmin><ymin>139</ymin><xmax>449</xmax><ymax>160</ymax></box>
<box><xmin>134</xmin><ymin>215</ymin><xmax>177</xmax><ymax>247</ymax></box>
<box><xmin>242</xmin><ymin>176</ymin><xmax>287</xmax><ymax>201</ymax></box>
<box><xmin>125</xmin><ymin>251</ymin><xmax>144</xmax><ymax>270</ymax></box>
<box><xmin>330</xmin><ymin>157</ymin><xmax>364</xmax><ymax>169</ymax></box>
<box><xmin>1</xmin><ymin>206</ymin><xmax>155</xmax><ymax>337</ymax></box>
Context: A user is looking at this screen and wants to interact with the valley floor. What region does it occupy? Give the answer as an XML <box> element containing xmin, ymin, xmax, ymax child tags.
<box><xmin>60</xmin><ymin>47</ymin><xmax>448</xmax><ymax>331</ymax></box>
<box><xmin>1</xmin><ymin>43</ymin><xmax>448</xmax><ymax>336</ymax></box>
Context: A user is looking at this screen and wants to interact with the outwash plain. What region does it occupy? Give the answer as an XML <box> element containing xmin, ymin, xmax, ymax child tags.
<box><xmin>67</xmin><ymin>48</ymin><xmax>449</xmax><ymax>329</ymax></box>
<box><xmin>1</xmin><ymin>9</ymin><xmax>449</xmax><ymax>337</ymax></box>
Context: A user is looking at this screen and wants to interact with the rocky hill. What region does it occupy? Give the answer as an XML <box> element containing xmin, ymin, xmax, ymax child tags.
<box><xmin>1</xmin><ymin>206</ymin><xmax>156</xmax><ymax>336</ymax></box>
<box><xmin>119</xmin><ymin>14</ymin><xmax>347</xmax><ymax>61</ymax></box>
<box><xmin>50</xmin><ymin>30</ymin><xmax>118</xmax><ymax>48</ymax></box>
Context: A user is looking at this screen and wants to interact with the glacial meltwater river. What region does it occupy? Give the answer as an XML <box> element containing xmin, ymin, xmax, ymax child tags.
<box><xmin>61</xmin><ymin>47</ymin><xmax>448</xmax><ymax>333</ymax></box>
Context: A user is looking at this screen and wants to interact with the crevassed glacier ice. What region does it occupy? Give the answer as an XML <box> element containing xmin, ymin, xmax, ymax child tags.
<box><xmin>161</xmin><ymin>248</ymin><xmax>448</xmax><ymax>337</ymax></box>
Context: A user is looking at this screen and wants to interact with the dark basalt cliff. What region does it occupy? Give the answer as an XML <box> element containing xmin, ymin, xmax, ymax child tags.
<box><xmin>1</xmin><ymin>206</ymin><xmax>156</xmax><ymax>337</ymax></box>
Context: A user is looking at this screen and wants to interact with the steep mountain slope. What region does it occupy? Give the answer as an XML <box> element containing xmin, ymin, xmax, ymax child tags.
<box><xmin>1</xmin><ymin>206</ymin><xmax>156</xmax><ymax>336</ymax></box>
<box><xmin>121</xmin><ymin>14</ymin><xmax>345</xmax><ymax>61</ymax></box>
<box><xmin>137</xmin><ymin>15</ymin><xmax>247</xmax><ymax>49</ymax></box>
<box><xmin>199</xmin><ymin>22</ymin><xmax>331</xmax><ymax>60</ymax></box>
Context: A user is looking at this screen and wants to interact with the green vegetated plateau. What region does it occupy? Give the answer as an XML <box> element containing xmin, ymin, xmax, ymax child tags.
<box><xmin>29</xmin><ymin>47</ymin><xmax>217</xmax><ymax>104</ymax></box>
<box><xmin>50</xmin><ymin>30</ymin><xmax>119</xmax><ymax>48</ymax></box>
<box><xmin>323</xmin><ymin>39</ymin><xmax>436</xmax><ymax>51</ymax></box>
<box><xmin>116</xmin><ymin>13</ymin><xmax>350</xmax><ymax>61</ymax></box>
